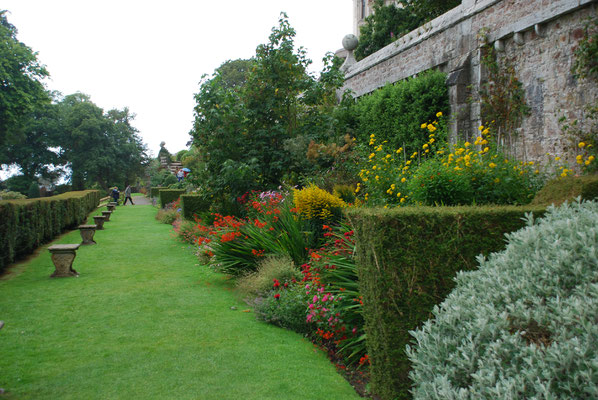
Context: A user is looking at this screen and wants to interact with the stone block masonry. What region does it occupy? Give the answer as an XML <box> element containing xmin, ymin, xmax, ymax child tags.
<box><xmin>342</xmin><ymin>0</ymin><xmax>598</xmax><ymax>163</ymax></box>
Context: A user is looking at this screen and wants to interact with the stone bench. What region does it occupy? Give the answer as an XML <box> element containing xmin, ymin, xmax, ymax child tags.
<box><xmin>93</xmin><ymin>215</ymin><xmax>106</xmax><ymax>230</ymax></box>
<box><xmin>78</xmin><ymin>224</ymin><xmax>97</xmax><ymax>245</ymax></box>
<box><xmin>48</xmin><ymin>244</ymin><xmax>80</xmax><ymax>278</ymax></box>
<box><xmin>101</xmin><ymin>210</ymin><xmax>113</xmax><ymax>222</ymax></box>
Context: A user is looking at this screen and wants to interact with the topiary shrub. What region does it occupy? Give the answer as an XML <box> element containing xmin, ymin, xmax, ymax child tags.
<box><xmin>407</xmin><ymin>199</ymin><xmax>598</xmax><ymax>399</ymax></box>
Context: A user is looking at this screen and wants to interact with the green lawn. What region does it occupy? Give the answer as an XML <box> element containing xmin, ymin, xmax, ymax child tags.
<box><xmin>0</xmin><ymin>204</ymin><xmax>360</xmax><ymax>399</ymax></box>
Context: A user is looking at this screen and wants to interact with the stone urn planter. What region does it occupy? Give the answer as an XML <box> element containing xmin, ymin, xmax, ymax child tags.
<box><xmin>78</xmin><ymin>224</ymin><xmax>97</xmax><ymax>245</ymax></box>
<box><xmin>93</xmin><ymin>215</ymin><xmax>106</xmax><ymax>230</ymax></box>
<box><xmin>107</xmin><ymin>203</ymin><xmax>116</xmax><ymax>212</ymax></box>
<box><xmin>48</xmin><ymin>244</ymin><xmax>80</xmax><ymax>278</ymax></box>
<box><xmin>101</xmin><ymin>210</ymin><xmax>113</xmax><ymax>222</ymax></box>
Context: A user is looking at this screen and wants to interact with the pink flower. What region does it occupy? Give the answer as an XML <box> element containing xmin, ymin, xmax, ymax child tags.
<box><xmin>322</xmin><ymin>294</ymin><xmax>329</xmax><ymax>302</ymax></box>
<box><xmin>307</xmin><ymin>314</ymin><xmax>313</xmax><ymax>322</ymax></box>
<box><xmin>318</xmin><ymin>287</ymin><xmax>325</xmax><ymax>294</ymax></box>
<box><xmin>308</xmin><ymin>303</ymin><xmax>315</xmax><ymax>309</ymax></box>
<box><xmin>313</xmin><ymin>295</ymin><xmax>318</xmax><ymax>303</ymax></box>
<box><xmin>305</xmin><ymin>284</ymin><xmax>310</xmax><ymax>290</ymax></box>
<box><xmin>352</xmin><ymin>327</ymin><xmax>357</xmax><ymax>334</ymax></box>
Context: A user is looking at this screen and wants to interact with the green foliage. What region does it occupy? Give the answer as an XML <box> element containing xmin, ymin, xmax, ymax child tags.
<box><xmin>0</xmin><ymin>190</ymin><xmax>100</xmax><ymax>272</ymax></box>
<box><xmin>159</xmin><ymin>189</ymin><xmax>185</xmax><ymax>208</ymax></box>
<box><xmin>155</xmin><ymin>208</ymin><xmax>179</xmax><ymax>225</ymax></box>
<box><xmin>180</xmin><ymin>193</ymin><xmax>212</xmax><ymax>220</ymax></box>
<box><xmin>408</xmin><ymin>200</ymin><xmax>598</xmax><ymax>399</ymax></box>
<box><xmin>236</xmin><ymin>255</ymin><xmax>301</xmax><ymax>299</ymax></box>
<box><xmin>190</xmin><ymin>15</ymin><xmax>348</xmax><ymax>203</ymax></box>
<box><xmin>211</xmin><ymin>198</ymin><xmax>310</xmax><ymax>276</ymax></box>
<box><xmin>333</xmin><ymin>184</ymin><xmax>356</xmax><ymax>204</ymax></box>
<box><xmin>0</xmin><ymin>10</ymin><xmax>50</xmax><ymax>162</ymax></box>
<box><xmin>254</xmin><ymin>283</ymin><xmax>311</xmax><ymax>335</ymax></box>
<box><xmin>354</xmin><ymin>70</ymin><xmax>449</xmax><ymax>151</ymax></box>
<box><xmin>572</xmin><ymin>17</ymin><xmax>598</xmax><ymax>81</ymax></box>
<box><xmin>407</xmin><ymin>158</ymin><xmax>473</xmax><ymax>205</ymax></box>
<box><xmin>346</xmin><ymin>204</ymin><xmax>545</xmax><ymax>400</ymax></box>
<box><xmin>532</xmin><ymin>174</ymin><xmax>598</xmax><ymax>206</ymax></box>
<box><xmin>27</xmin><ymin>182</ymin><xmax>40</xmax><ymax>199</ymax></box>
<box><xmin>0</xmin><ymin>190</ymin><xmax>26</xmax><ymax>200</ymax></box>
<box><xmin>150</xmin><ymin>187</ymin><xmax>167</xmax><ymax>198</ymax></box>
<box><xmin>355</xmin><ymin>0</ymin><xmax>460</xmax><ymax>60</ymax></box>
<box><xmin>355</xmin><ymin>0</ymin><xmax>420</xmax><ymax>60</ymax></box>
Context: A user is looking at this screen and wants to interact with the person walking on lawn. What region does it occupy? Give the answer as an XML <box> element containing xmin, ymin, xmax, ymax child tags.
<box><xmin>123</xmin><ymin>184</ymin><xmax>134</xmax><ymax>205</ymax></box>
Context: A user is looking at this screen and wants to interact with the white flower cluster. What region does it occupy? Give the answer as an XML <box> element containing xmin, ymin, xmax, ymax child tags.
<box><xmin>407</xmin><ymin>199</ymin><xmax>598</xmax><ymax>399</ymax></box>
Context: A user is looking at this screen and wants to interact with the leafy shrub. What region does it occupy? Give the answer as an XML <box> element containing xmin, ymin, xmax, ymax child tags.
<box><xmin>0</xmin><ymin>190</ymin><xmax>26</xmax><ymax>200</ymax></box>
<box><xmin>236</xmin><ymin>255</ymin><xmax>301</xmax><ymax>299</ymax></box>
<box><xmin>358</xmin><ymin>121</ymin><xmax>544</xmax><ymax>207</ymax></box>
<box><xmin>254</xmin><ymin>283</ymin><xmax>311</xmax><ymax>335</ymax></box>
<box><xmin>407</xmin><ymin>158</ymin><xmax>473</xmax><ymax>205</ymax></box>
<box><xmin>155</xmin><ymin>208</ymin><xmax>178</xmax><ymax>225</ymax></box>
<box><xmin>354</xmin><ymin>70</ymin><xmax>449</xmax><ymax>152</ymax></box>
<box><xmin>408</xmin><ymin>200</ymin><xmax>598</xmax><ymax>399</ymax></box>
<box><xmin>332</xmin><ymin>184</ymin><xmax>356</xmax><ymax>204</ymax></box>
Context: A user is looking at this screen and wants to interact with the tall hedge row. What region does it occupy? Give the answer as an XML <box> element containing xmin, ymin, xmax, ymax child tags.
<box><xmin>346</xmin><ymin>205</ymin><xmax>545</xmax><ymax>400</ymax></box>
<box><xmin>181</xmin><ymin>194</ymin><xmax>211</xmax><ymax>220</ymax></box>
<box><xmin>0</xmin><ymin>190</ymin><xmax>100</xmax><ymax>272</ymax></box>
<box><xmin>159</xmin><ymin>189</ymin><xmax>185</xmax><ymax>208</ymax></box>
<box><xmin>354</xmin><ymin>69</ymin><xmax>449</xmax><ymax>151</ymax></box>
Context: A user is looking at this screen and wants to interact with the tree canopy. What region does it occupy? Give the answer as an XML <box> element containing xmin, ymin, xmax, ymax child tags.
<box><xmin>0</xmin><ymin>10</ymin><xmax>50</xmax><ymax>162</ymax></box>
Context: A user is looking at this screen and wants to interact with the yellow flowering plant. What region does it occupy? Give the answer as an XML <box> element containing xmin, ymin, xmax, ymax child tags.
<box><xmin>356</xmin><ymin>117</ymin><xmax>446</xmax><ymax>206</ymax></box>
<box><xmin>357</xmin><ymin>117</ymin><xmax>545</xmax><ymax>207</ymax></box>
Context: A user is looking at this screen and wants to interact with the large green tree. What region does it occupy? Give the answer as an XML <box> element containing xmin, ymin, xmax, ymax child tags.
<box><xmin>0</xmin><ymin>10</ymin><xmax>50</xmax><ymax>162</ymax></box>
<box><xmin>56</xmin><ymin>93</ymin><xmax>148</xmax><ymax>190</ymax></box>
<box><xmin>191</xmin><ymin>14</ymin><xmax>347</xmax><ymax>200</ymax></box>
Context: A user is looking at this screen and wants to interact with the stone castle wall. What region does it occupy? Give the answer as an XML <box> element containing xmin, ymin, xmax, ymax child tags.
<box><xmin>342</xmin><ymin>0</ymin><xmax>598</xmax><ymax>163</ymax></box>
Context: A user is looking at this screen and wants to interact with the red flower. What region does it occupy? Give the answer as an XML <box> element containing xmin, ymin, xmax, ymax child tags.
<box><xmin>274</xmin><ymin>293</ymin><xmax>280</xmax><ymax>300</ymax></box>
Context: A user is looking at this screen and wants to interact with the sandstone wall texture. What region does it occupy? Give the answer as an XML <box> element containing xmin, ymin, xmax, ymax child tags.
<box><xmin>342</xmin><ymin>0</ymin><xmax>598</xmax><ymax>163</ymax></box>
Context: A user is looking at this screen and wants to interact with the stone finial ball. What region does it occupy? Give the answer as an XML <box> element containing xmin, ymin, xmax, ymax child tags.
<box><xmin>342</xmin><ymin>34</ymin><xmax>359</xmax><ymax>51</ymax></box>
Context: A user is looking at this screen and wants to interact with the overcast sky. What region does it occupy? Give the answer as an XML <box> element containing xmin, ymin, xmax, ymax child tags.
<box><xmin>3</xmin><ymin>0</ymin><xmax>353</xmax><ymax>157</ymax></box>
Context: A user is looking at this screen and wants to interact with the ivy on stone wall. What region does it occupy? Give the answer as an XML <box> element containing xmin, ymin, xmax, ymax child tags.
<box><xmin>477</xmin><ymin>42</ymin><xmax>529</xmax><ymax>154</ymax></box>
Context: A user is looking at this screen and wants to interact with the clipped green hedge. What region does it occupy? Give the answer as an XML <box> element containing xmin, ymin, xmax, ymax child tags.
<box><xmin>346</xmin><ymin>205</ymin><xmax>545</xmax><ymax>400</ymax></box>
<box><xmin>0</xmin><ymin>190</ymin><xmax>100</xmax><ymax>272</ymax></box>
<box><xmin>150</xmin><ymin>187</ymin><xmax>167</xmax><ymax>198</ymax></box>
<box><xmin>532</xmin><ymin>174</ymin><xmax>598</xmax><ymax>206</ymax></box>
<box><xmin>180</xmin><ymin>194</ymin><xmax>211</xmax><ymax>220</ymax></box>
<box><xmin>159</xmin><ymin>189</ymin><xmax>185</xmax><ymax>208</ymax></box>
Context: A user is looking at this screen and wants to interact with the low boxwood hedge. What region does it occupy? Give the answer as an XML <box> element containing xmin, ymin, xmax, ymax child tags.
<box><xmin>346</xmin><ymin>204</ymin><xmax>545</xmax><ymax>400</ymax></box>
<box><xmin>159</xmin><ymin>189</ymin><xmax>185</xmax><ymax>208</ymax></box>
<box><xmin>0</xmin><ymin>190</ymin><xmax>100</xmax><ymax>272</ymax></box>
<box><xmin>150</xmin><ymin>187</ymin><xmax>167</xmax><ymax>198</ymax></box>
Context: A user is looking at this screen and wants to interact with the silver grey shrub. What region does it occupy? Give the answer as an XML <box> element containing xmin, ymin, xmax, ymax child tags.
<box><xmin>407</xmin><ymin>199</ymin><xmax>598</xmax><ymax>399</ymax></box>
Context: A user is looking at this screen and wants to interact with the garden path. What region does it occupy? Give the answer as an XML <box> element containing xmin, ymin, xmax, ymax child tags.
<box><xmin>0</xmin><ymin>204</ymin><xmax>359</xmax><ymax>399</ymax></box>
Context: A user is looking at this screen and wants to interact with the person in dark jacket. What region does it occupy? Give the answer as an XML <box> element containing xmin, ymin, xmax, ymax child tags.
<box><xmin>111</xmin><ymin>187</ymin><xmax>120</xmax><ymax>204</ymax></box>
